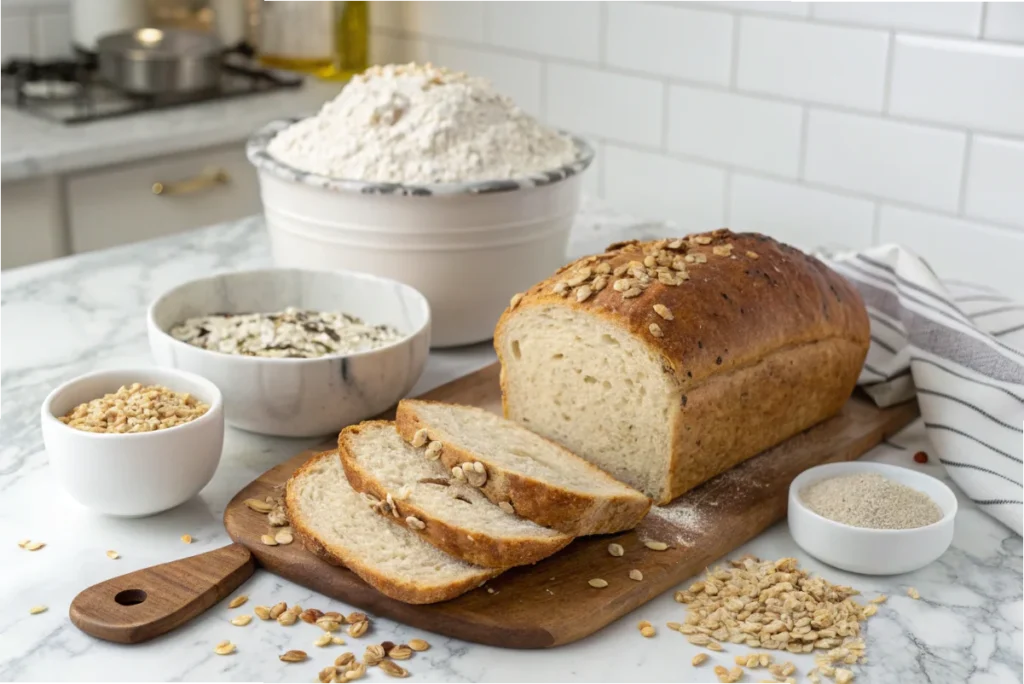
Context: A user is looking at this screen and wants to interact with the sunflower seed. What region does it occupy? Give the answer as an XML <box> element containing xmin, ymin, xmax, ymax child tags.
<box><xmin>405</xmin><ymin>516</ymin><xmax>426</xmax><ymax>530</ymax></box>
<box><xmin>692</xmin><ymin>653</ymin><xmax>708</xmax><ymax>666</ymax></box>
<box><xmin>106</xmin><ymin>550</ymin><xmax>119</xmax><ymax>560</ymax></box>
<box><xmin>629</xmin><ymin>569</ymin><xmax>643</xmax><ymax>581</ymax></box>
<box><xmin>269</xmin><ymin>602</ymin><xmax>287</xmax><ymax>619</ymax></box>
<box><xmin>592</xmin><ymin>276</ymin><xmax>608</xmax><ymax>291</ymax></box>
<box><xmin>213</xmin><ymin>640</ymin><xmax>235</xmax><ymax>655</ymax></box>
<box><xmin>498</xmin><ymin>501</ymin><xmax>515</xmax><ymax>515</ymax></box>
<box><xmin>408</xmin><ymin>638</ymin><xmax>430</xmax><ymax>652</ymax></box>
<box><xmin>277</xmin><ymin>610</ymin><xmax>297</xmax><ymax>626</ymax></box>
<box><xmin>227</xmin><ymin>594</ymin><xmax>247</xmax><ymax>609</ymax></box>
<box><xmin>344</xmin><ymin>663</ymin><xmax>368</xmax><ymax>681</ymax></box>
<box><xmin>707</xmin><ymin>641</ymin><xmax>723</xmax><ymax>652</ymax></box>
<box><xmin>244</xmin><ymin>498</ymin><xmax>273</xmax><ymax>513</ymax></box>
<box><xmin>509</xmin><ymin>293</ymin><xmax>524</xmax><ymax>310</ymax></box>
<box><xmin>425</xmin><ymin>441</ymin><xmax>443</xmax><ymax>460</ymax></box>
<box><xmin>576</xmin><ymin>285</ymin><xmax>593</xmax><ymax>303</ymax></box>
<box><xmin>644</xmin><ymin>540</ymin><xmax>668</xmax><ymax>551</ymax></box>
<box><xmin>379</xmin><ymin>660</ymin><xmax>409</xmax><ymax>678</ymax></box>
<box><xmin>230</xmin><ymin>614</ymin><xmax>252</xmax><ymax>626</ymax></box>
<box><xmin>607</xmin><ymin>543</ymin><xmax>624</xmax><ymax>557</ymax></box>
<box><xmin>688</xmin><ymin>634</ymin><xmax>711</xmax><ymax>646</ymax></box>
<box><xmin>389</xmin><ymin>645</ymin><xmax>413</xmax><ymax>660</ymax></box>
<box><xmin>279</xmin><ymin>649</ymin><xmax>307</xmax><ymax>663</ymax></box>
<box><xmin>274</xmin><ymin>530</ymin><xmax>293</xmax><ymax>545</ymax></box>
<box><xmin>28</xmin><ymin>605</ymin><xmax>47</xmax><ymax>615</ymax></box>
<box><xmin>363</xmin><ymin>644</ymin><xmax>386</xmax><ymax>665</ymax></box>
<box><xmin>411</xmin><ymin>429</ymin><xmax>430</xmax><ymax>448</ymax></box>
<box><xmin>649</xmin><ymin>323</ymin><xmax>664</xmax><ymax>338</ymax></box>
<box><xmin>24</xmin><ymin>541</ymin><xmax>45</xmax><ymax>551</ymax></box>
<box><xmin>260</xmin><ymin>534</ymin><xmax>277</xmax><ymax>546</ymax></box>
<box><xmin>588</xmin><ymin>578</ymin><xmax>608</xmax><ymax>588</ymax></box>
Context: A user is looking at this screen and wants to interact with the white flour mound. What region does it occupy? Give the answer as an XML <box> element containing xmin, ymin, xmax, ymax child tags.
<box><xmin>268</xmin><ymin>63</ymin><xmax>578</xmax><ymax>184</ymax></box>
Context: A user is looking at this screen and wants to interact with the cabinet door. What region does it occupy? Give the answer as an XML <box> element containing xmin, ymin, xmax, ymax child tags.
<box><xmin>67</xmin><ymin>144</ymin><xmax>261</xmax><ymax>254</ymax></box>
<box><xmin>1</xmin><ymin>176</ymin><xmax>68</xmax><ymax>269</ymax></box>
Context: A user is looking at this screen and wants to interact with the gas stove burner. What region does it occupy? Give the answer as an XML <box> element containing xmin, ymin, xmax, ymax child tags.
<box><xmin>1</xmin><ymin>44</ymin><xmax>302</xmax><ymax>125</ymax></box>
<box><xmin>22</xmin><ymin>80</ymin><xmax>83</xmax><ymax>99</ymax></box>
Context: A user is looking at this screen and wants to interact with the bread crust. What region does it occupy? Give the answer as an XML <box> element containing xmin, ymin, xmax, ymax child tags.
<box><xmin>395</xmin><ymin>400</ymin><xmax>651</xmax><ymax>536</ymax></box>
<box><xmin>338</xmin><ymin>422</ymin><xmax>573</xmax><ymax>569</ymax></box>
<box><xmin>285</xmin><ymin>450</ymin><xmax>498</xmax><ymax>604</ymax></box>
<box><xmin>494</xmin><ymin>230</ymin><xmax>870</xmax><ymax>503</ymax></box>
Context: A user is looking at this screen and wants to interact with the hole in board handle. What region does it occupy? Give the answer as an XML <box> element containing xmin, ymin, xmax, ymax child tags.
<box><xmin>114</xmin><ymin>589</ymin><xmax>148</xmax><ymax>606</ymax></box>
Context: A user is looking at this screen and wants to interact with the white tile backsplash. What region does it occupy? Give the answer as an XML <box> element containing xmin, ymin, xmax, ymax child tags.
<box><xmin>737</xmin><ymin>16</ymin><xmax>890</xmax><ymax>111</ymax></box>
<box><xmin>32</xmin><ymin>10</ymin><xmax>71</xmax><ymax>59</ymax></box>
<box><xmin>603</xmin><ymin>145</ymin><xmax>726</xmax><ymax>231</ymax></box>
<box><xmin>369</xmin><ymin>32</ymin><xmax>432</xmax><ymax>66</ymax></box>
<box><xmin>0</xmin><ymin>14</ymin><xmax>33</xmax><ymax>60</ymax></box>
<box><xmin>879</xmin><ymin>206</ymin><xmax>1024</xmax><ymax>293</ymax></box>
<box><xmin>729</xmin><ymin>174</ymin><xmax>876</xmax><ymax>252</ymax></box>
<box><xmin>432</xmin><ymin>43</ymin><xmax>543</xmax><ymax>116</ymax></box>
<box><xmin>546</xmin><ymin>63</ymin><xmax>664</xmax><ymax>148</ymax></box>
<box><xmin>805</xmin><ymin>109</ymin><xmax>966</xmax><ymax>211</ymax></box>
<box><xmin>811</xmin><ymin>2</ymin><xmax>983</xmax><ymax>37</ymax></box>
<box><xmin>485</xmin><ymin>1</ymin><xmax>601</xmax><ymax>62</ymax></box>
<box><xmin>606</xmin><ymin>3</ymin><xmax>733</xmax><ymax>85</ymax></box>
<box><xmin>983</xmin><ymin>2</ymin><xmax>1024</xmax><ymax>43</ymax></box>
<box><xmin>890</xmin><ymin>35</ymin><xmax>1024</xmax><ymax>137</ymax></box>
<box><xmin>668</xmin><ymin>85</ymin><xmax>803</xmax><ymax>177</ymax></box>
<box><xmin>716</xmin><ymin>2</ymin><xmax>811</xmax><ymax>18</ymax></box>
<box><xmin>403</xmin><ymin>1</ymin><xmax>485</xmax><ymax>42</ymax></box>
<box><xmin>965</xmin><ymin>135</ymin><xmax>1024</xmax><ymax>227</ymax></box>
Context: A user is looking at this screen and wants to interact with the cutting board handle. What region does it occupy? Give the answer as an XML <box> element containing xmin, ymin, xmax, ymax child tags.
<box><xmin>69</xmin><ymin>543</ymin><xmax>255</xmax><ymax>644</ymax></box>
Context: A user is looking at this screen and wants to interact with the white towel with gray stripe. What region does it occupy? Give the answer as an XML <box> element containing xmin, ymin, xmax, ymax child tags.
<box><xmin>823</xmin><ymin>245</ymin><xmax>1023</xmax><ymax>535</ymax></box>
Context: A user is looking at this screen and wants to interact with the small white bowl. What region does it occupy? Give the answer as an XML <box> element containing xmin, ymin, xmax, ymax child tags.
<box><xmin>788</xmin><ymin>462</ymin><xmax>957</xmax><ymax>575</ymax></box>
<box><xmin>41</xmin><ymin>367</ymin><xmax>225</xmax><ymax>517</ymax></box>
<box><xmin>247</xmin><ymin>119</ymin><xmax>594</xmax><ymax>347</ymax></box>
<box><xmin>147</xmin><ymin>268</ymin><xmax>431</xmax><ymax>437</ymax></box>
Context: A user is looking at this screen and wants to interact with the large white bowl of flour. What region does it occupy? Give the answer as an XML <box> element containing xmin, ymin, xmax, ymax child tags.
<box><xmin>247</xmin><ymin>63</ymin><xmax>594</xmax><ymax>347</ymax></box>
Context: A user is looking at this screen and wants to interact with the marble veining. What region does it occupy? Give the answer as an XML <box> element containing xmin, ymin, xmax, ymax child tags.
<box><xmin>0</xmin><ymin>203</ymin><xmax>1020</xmax><ymax>682</ymax></box>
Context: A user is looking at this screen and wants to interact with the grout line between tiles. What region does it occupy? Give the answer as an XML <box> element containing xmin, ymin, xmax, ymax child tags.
<box><xmin>957</xmin><ymin>133</ymin><xmax>974</xmax><ymax>216</ymax></box>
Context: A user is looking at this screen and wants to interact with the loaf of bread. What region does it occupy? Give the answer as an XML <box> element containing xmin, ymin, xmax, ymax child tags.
<box><xmin>494</xmin><ymin>230</ymin><xmax>869</xmax><ymax>505</ymax></box>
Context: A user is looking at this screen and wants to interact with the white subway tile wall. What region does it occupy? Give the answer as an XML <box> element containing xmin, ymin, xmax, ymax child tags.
<box><xmin>737</xmin><ymin>16</ymin><xmax>890</xmax><ymax>110</ymax></box>
<box><xmin>3</xmin><ymin>0</ymin><xmax>1022</xmax><ymax>289</ymax></box>
<box><xmin>371</xmin><ymin>0</ymin><xmax>1023</xmax><ymax>288</ymax></box>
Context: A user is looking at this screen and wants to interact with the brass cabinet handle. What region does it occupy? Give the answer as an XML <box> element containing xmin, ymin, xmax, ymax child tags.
<box><xmin>152</xmin><ymin>168</ymin><xmax>230</xmax><ymax>196</ymax></box>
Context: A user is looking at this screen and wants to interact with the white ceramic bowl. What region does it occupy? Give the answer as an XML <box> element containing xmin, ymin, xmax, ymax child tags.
<box><xmin>247</xmin><ymin>119</ymin><xmax>594</xmax><ymax>347</ymax></box>
<box><xmin>788</xmin><ymin>461</ymin><xmax>957</xmax><ymax>575</ymax></box>
<box><xmin>147</xmin><ymin>268</ymin><xmax>431</xmax><ymax>437</ymax></box>
<box><xmin>41</xmin><ymin>367</ymin><xmax>225</xmax><ymax>517</ymax></box>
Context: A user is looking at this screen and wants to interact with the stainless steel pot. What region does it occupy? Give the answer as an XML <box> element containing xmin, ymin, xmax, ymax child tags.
<box><xmin>97</xmin><ymin>28</ymin><xmax>222</xmax><ymax>95</ymax></box>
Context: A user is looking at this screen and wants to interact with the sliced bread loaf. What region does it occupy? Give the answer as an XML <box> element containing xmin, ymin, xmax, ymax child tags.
<box><xmin>395</xmin><ymin>399</ymin><xmax>651</xmax><ymax>536</ymax></box>
<box><xmin>339</xmin><ymin>421</ymin><xmax>572</xmax><ymax>568</ymax></box>
<box><xmin>285</xmin><ymin>450</ymin><xmax>498</xmax><ymax>604</ymax></box>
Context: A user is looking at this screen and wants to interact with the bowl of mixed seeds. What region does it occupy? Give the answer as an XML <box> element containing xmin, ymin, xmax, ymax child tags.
<box><xmin>41</xmin><ymin>366</ymin><xmax>225</xmax><ymax>516</ymax></box>
<box><xmin>147</xmin><ymin>268</ymin><xmax>431</xmax><ymax>437</ymax></box>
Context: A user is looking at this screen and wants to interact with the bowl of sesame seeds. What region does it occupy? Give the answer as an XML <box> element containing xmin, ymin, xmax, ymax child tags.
<box><xmin>147</xmin><ymin>268</ymin><xmax>431</xmax><ymax>437</ymax></box>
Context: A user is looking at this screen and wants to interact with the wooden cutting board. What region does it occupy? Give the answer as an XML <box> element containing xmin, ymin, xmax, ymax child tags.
<box><xmin>218</xmin><ymin>362</ymin><xmax>918</xmax><ymax>648</ymax></box>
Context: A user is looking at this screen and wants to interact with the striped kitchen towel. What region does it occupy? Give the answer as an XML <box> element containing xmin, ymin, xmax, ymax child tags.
<box><xmin>824</xmin><ymin>245</ymin><xmax>1024</xmax><ymax>535</ymax></box>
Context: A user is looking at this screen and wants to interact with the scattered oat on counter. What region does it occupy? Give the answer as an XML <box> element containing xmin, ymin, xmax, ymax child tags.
<box><xmin>29</xmin><ymin>605</ymin><xmax>47</xmax><ymax>615</ymax></box>
<box><xmin>907</xmin><ymin>587</ymin><xmax>921</xmax><ymax>600</ymax></box>
<box><xmin>180</xmin><ymin>534</ymin><xmax>193</xmax><ymax>544</ymax></box>
<box><xmin>58</xmin><ymin>383</ymin><xmax>208</xmax><ymax>433</ymax></box>
<box><xmin>170</xmin><ymin>308</ymin><xmax>403</xmax><ymax>359</ymax></box>
<box><xmin>106</xmin><ymin>550</ymin><xmax>119</xmax><ymax>560</ymax></box>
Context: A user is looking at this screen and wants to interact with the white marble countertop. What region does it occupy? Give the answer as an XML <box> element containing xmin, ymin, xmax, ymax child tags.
<box><xmin>0</xmin><ymin>207</ymin><xmax>1020</xmax><ymax>683</ymax></box>
<box><xmin>1</xmin><ymin>80</ymin><xmax>341</xmax><ymax>183</ymax></box>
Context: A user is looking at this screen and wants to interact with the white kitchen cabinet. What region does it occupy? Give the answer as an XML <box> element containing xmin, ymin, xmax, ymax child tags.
<box><xmin>1</xmin><ymin>176</ymin><xmax>68</xmax><ymax>269</ymax></box>
<box><xmin>67</xmin><ymin>143</ymin><xmax>260</xmax><ymax>254</ymax></box>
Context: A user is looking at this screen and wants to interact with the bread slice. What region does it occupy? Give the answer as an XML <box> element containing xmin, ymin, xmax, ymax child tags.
<box><xmin>339</xmin><ymin>421</ymin><xmax>572</xmax><ymax>568</ymax></box>
<box><xmin>285</xmin><ymin>450</ymin><xmax>498</xmax><ymax>604</ymax></box>
<box><xmin>395</xmin><ymin>400</ymin><xmax>651</xmax><ymax>536</ymax></box>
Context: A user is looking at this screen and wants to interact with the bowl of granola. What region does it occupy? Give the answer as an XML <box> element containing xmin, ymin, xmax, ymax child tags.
<box><xmin>147</xmin><ymin>268</ymin><xmax>431</xmax><ymax>437</ymax></box>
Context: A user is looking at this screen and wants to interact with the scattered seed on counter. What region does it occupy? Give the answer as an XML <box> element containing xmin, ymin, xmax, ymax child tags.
<box><xmin>170</xmin><ymin>308</ymin><xmax>403</xmax><ymax>359</ymax></box>
<box><xmin>29</xmin><ymin>605</ymin><xmax>47</xmax><ymax>615</ymax></box>
<box><xmin>180</xmin><ymin>534</ymin><xmax>193</xmax><ymax>544</ymax></box>
<box><xmin>106</xmin><ymin>550</ymin><xmax>119</xmax><ymax>560</ymax></box>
